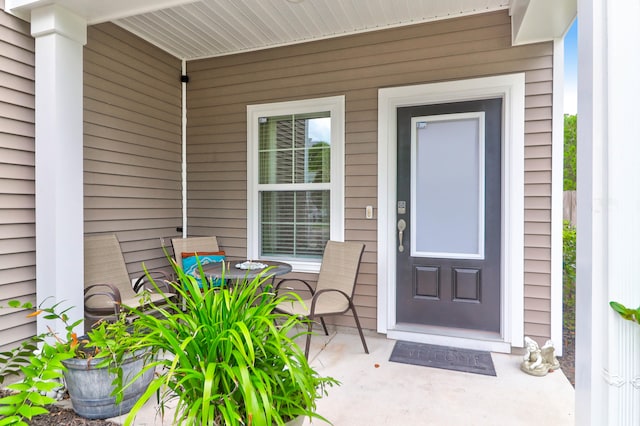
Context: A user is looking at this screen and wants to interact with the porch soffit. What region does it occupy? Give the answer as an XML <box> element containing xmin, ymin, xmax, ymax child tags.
<box><xmin>6</xmin><ymin>0</ymin><xmax>575</xmax><ymax>60</ymax></box>
<box><xmin>510</xmin><ymin>0</ymin><xmax>576</xmax><ymax>45</ymax></box>
<box><xmin>112</xmin><ymin>0</ymin><xmax>512</xmax><ymax>60</ymax></box>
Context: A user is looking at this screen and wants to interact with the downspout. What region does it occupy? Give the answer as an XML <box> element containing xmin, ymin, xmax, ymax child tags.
<box><xmin>182</xmin><ymin>60</ymin><xmax>187</xmax><ymax>237</ymax></box>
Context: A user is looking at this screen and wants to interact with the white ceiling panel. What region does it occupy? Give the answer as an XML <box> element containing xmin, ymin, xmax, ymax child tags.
<box><xmin>114</xmin><ymin>0</ymin><xmax>510</xmax><ymax>60</ymax></box>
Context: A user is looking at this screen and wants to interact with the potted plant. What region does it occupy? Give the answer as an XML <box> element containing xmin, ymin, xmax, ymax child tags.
<box><xmin>0</xmin><ymin>299</ymin><xmax>154</xmax><ymax>423</ymax></box>
<box><xmin>117</xmin><ymin>259</ymin><xmax>338</xmax><ymax>426</ymax></box>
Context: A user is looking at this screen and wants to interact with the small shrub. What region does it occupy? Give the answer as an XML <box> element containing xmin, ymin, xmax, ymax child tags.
<box><xmin>563</xmin><ymin>220</ymin><xmax>576</xmax><ymax>285</ymax></box>
<box><xmin>563</xmin><ymin>220</ymin><xmax>577</xmax><ymax>336</ymax></box>
<box><xmin>564</xmin><ymin>114</ymin><xmax>577</xmax><ymax>191</ymax></box>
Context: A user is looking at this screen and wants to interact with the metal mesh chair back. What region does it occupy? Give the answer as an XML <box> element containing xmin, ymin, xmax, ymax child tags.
<box><xmin>171</xmin><ymin>236</ymin><xmax>220</xmax><ymax>269</ymax></box>
<box><xmin>84</xmin><ymin>234</ymin><xmax>137</xmax><ymax>310</ymax></box>
<box><xmin>315</xmin><ymin>241</ymin><xmax>365</xmax><ymax>298</ymax></box>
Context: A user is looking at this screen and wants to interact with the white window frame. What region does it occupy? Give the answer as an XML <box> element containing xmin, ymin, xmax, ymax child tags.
<box><xmin>247</xmin><ymin>95</ymin><xmax>345</xmax><ymax>273</ymax></box>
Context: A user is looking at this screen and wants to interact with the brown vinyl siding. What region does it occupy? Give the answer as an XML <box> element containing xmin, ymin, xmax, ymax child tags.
<box><xmin>523</xmin><ymin>64</ymin><xmax>554</xmax><ymax>341</ymax></box>
<box><xmin>84</xmin><ymin>23</ymin><xmax>182</xmax><ymax>277</ymax></box>
<box><xmin>186</xmin><ymin>9</ymin><xmax>555</xmax><ymax>338</ymax></box>
<box><xmin>0</xmin><ymin>7</ymin><xmax>555</xmax><ymax>346</ymax></box>
<box><xmin>0</xmin><ymin>3</ymin><xmax>36</xmax><ymax>351</ymax></box>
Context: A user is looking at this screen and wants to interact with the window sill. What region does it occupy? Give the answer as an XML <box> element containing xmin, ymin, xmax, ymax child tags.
<box><xmin>263</xmin><ymin>258</ymin><xmax>321</xmax><ymax>274</ymax></box>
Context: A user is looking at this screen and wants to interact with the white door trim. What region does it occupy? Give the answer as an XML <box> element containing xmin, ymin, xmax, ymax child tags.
<box><xmin>377</xmin><ymin>74</ymin><xmax>526</xmax><ymax>353</ymax></box>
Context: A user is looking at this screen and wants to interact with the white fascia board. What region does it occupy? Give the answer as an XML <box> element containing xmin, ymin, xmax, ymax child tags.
<box><xmin>510</xmin><ymin>0</ymin><xmax>577</xmax><ymax>45</ymax></box>
<box><xmin>3</xmin><ymin>0</ymin><xmax>44</xmax><ymax>21</ymax></box>
<box><xmin>6</xmin><ymin>0</ymin><xmax>197</xmax><ymax>24</ymax></box>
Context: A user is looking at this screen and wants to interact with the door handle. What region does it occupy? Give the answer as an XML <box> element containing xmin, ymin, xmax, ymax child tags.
<box><xmin>397</xmin><ymin>219</ymin><xmax>406</xmax><ymax>252</ymax></box>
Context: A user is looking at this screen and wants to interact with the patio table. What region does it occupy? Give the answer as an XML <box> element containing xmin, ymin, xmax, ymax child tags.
<box><xmin>201</xmin><ymin>259</ymin><xmax>292</xmax><ymax>287</ymax></box>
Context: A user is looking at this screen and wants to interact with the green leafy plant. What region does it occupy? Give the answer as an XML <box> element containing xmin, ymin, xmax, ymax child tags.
<box><xmin>1</xmin><ymin>258</ymin><xmax>337</xmax><ymax>426</ymax></box>
<box><xmin>0</xmin><ymin>300</ymin><xmax>138</xmax><ymax>425</ymax></box>
<box><xmin>119</xmin><ymin>259</ymin><xmax>338</xmax><ymax>426</ymax></box>
<box><xmin>610</xmin><ymin>301</ymin><xmax>640</xmax><ymax>325</ymax></box>
<box><xmin>0</xmin><ymin>300</ymin><xmax>84</xmax><ymax>425</ymax></box>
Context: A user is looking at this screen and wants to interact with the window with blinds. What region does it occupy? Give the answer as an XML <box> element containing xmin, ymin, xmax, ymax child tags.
<box><xmin>247</xmin><ymin>96</ymin><xmax>344</xmax><ymax>272</ymax></box>
<box><xmin>258</xmin><ymin>113</ymin><xmax>331</xmax><ymax>259</ymax></box>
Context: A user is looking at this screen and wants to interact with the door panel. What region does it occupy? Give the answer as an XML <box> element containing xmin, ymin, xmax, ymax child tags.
<box><xmin>396</xmin><ymin>99</ymin><xmax>502</xmax><ymax>333</ymax></box>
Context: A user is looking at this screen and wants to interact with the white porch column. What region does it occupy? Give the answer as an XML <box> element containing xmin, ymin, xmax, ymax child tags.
<box><xmin>576</xmin><ymin>0</ymin><xmax>640</xmax><ymax>424</ymax></box>
<box><xmin>31</xmin><ymin>5</ymin><xmax>87</xmax><ymax>335</ymax></box>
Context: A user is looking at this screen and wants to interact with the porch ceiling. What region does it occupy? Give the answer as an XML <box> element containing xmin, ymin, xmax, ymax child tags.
<box><xmin>6</xmin><ymin>0</ymin><xmax>575</xmax><ymax>60</ymax></box>
<box><xmin>112</xmin><ymin>0</ymin><xmax>511</xmax><ymax>60</ymax></box>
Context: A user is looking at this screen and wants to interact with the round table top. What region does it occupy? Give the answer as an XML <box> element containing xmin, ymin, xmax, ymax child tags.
<box><xmin>201</xmin><ymin>259</ymin><xmax>292</xmax><ymax>281</ymax></box>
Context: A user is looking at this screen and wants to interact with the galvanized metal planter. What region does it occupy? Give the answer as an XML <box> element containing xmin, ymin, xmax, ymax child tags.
<box><xmin>61</xmin><ymin>349</ymin><xmax>153</xmax><ymax>419</ymax></box>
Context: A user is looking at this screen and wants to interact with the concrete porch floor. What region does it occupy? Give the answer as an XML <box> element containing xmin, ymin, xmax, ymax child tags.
<box><xmin>109</xmin><ymin>330</ymin><xmax>575</xmax><ymax>425</ymax></box>
<box><xmin>302</xmin><ymin>331</ymin><xmax>574</xmax><ymax>425</ymax></box>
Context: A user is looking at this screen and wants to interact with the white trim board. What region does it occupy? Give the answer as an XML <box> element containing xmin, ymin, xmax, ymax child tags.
<box><xmin>377</xmin><ymin>74</ymin><xmax>526</xmax><ymax>353</ymax></box>
<box><xmin>550</xmin><ymin>38</ymin><xmax>565</xmax><ymax>356</ymax></box>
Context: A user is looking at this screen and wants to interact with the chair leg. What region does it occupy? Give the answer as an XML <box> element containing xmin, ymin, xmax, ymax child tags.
<box><xmin>304</xmin><ymin>320</ymin><xmax>313</xmax><ymax>359</ymax></box>
<box><xmin>320</xmin><ymin>317</ymin><xmax>329</xmax><ymax>336</ymax></box>
<box><xmin>350</xmin><ymin>302</ymin><xmax>369</xmax><ymax>354</ymax></box>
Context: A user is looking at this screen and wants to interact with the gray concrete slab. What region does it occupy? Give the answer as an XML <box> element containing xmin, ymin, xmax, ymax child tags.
<box><xmin>303</xmin><ymin>332</ymin><xmax>575</xmax><ymax>426</ymax></box>
<box><xmin>106</xmin><ymin>331</ymin><xmax>575</xmax><ymax>425</ymax></box>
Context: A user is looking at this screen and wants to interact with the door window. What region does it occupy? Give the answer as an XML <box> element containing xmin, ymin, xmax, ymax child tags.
<box><xmin>411</xmin><ymin>112</ymin><xmax>485</xmax><ymax>259</ymax></box>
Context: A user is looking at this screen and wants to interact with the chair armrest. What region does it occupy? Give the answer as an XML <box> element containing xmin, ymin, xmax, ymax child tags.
<box><xmin>275</xmin><ymin>278</ymin><xmax>315</xmax><ymax>295</ymax></box>
<box><xmin>84</xmin><ymin>283</ymin><xmax>122</xmax><ymax>303</ymax></box>
<box><xmin>133</xmin><ymin>270</ymin><xmax>172</xmax><ymax>293</ymax></box>
<box><xmin>308</xmin><ymin>288</ymin><xmax>351</xmax><ymax>315</ymax></box>
<box><xmin>84</xmin><ymin>284</ymin><xmax>123</xmax><ymax>321</ymax></box>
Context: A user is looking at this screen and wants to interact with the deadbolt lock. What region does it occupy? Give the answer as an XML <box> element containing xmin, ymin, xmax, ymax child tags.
<box><xmin>397</xmin><ymin>201</ymin><xmax>406</xmax><ymax>215</ymax></box>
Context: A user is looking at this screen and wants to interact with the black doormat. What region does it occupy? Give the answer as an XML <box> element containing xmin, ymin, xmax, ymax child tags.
<box><xmin>389</xmin><ymin>341</ymin><xmax>497</xmax><ymax>376</ymax></box>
